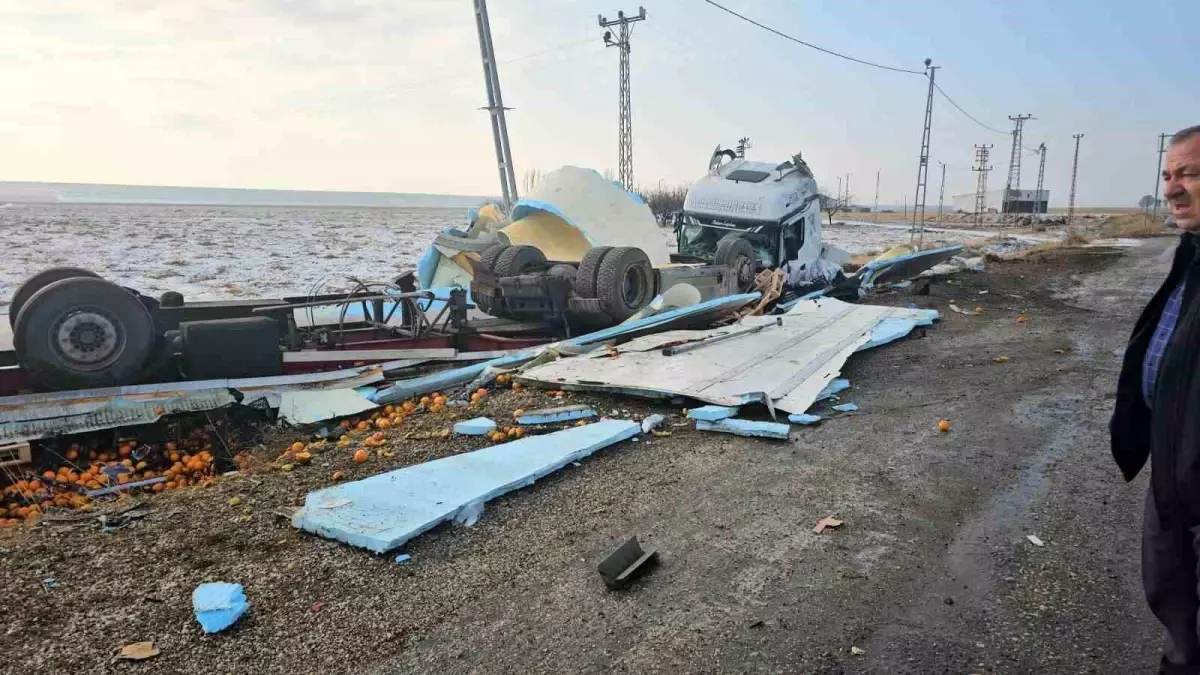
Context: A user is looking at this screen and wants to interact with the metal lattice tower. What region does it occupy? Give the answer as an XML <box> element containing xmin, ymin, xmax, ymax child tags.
<box><xmin>1034</xmin><ymin>143</ymin><xmax>1047</xmax><ymax>214</ymax></box>
<box><xmin>1153</xmin><ymin>132</ymin><xmax>1170</xmax><ymax>221</ymax></box>
<box><xmin>936</xmin><ymin>161</ymin><xmax>947</xmax><ymax>221</ymax></box>
<box><xmin>873</xmin><ymin>170</ymin><xmax>880</xmax><ymax>221</ymax></box>
<box><xmin>599</xmin><ymin>7</ymin><xmax>646</xmax><ymax>190</ymax></box>
<box><xmin>1067</xmin><ymin>134</ymin><xmax>1083</xmax><ymax>225</ymax></box>
<box><xmin>473</xmin><ymin>0</ymin><xmax>518</xmax><ymax>210</ymax></box>
<box><xmin>972</xmin><ymin>144</ymin><xmax>993</xmax><ymax>227</ymax></box>
<box><xmin>1003</xmin><ymin>114</ymin><xmax>1033</xmax><ymax>223</ymax></box>
<box><xmin>909</xmin><ymin>59</ymin><xmax>938</xmax><ymax>248</ymax></box>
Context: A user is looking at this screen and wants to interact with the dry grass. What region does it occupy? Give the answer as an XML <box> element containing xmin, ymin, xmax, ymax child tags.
<box><xmin>1097</xmin><ymin>213</ymin><xmax>1172</xmax><ymax>238</ymax></box>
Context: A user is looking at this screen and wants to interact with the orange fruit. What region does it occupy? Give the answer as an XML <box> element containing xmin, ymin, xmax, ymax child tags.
<box><xmin>295</xmin><ymin>451</ymin><xmax>312</xmax><ymax>465</ymax></box>
<box><xmin>152</xmin><ymin>483</ymin><xmax>165</xmax><ymax>493</ymax></box>
<box><xmin>353</xmin><ymin>449</ymin><xmax>369</xmax><ymax>464</ymax></box>
<box><xmin>420</xmin><ymin>396</ymin><xmax>431</xmax><ymax>406</ymax></box>
<box><xmin>402</xmin><ymin>401</ymin><xmax>416</xmax><ymax>412</ymax></box>
<box><xmin>290</xmin><ymin>442</ymin><xmax>305</xmax><ymax>454</ymax></box>
<box><xmin>135</xmin><ymin>461</ymin><xmax>147</xmax><ymax>471</ymax></box>
<box><xmin>41</xmin><ymin>470</ymin><xmax>55</xmax><ymax>480</ymax></box>
<box><xmin>433</xmin><ymin>395</ymin><xmax>446</xmax><ymax>407</ymax></box>
<box><xmin>376</xmin><ymin>418</ymin><xmax>390</xmax><ymax>429</ymax></box>
<box><xmin>65</xmin><ymin>448</ymin><xmax>79</xmax><ymax>461</ymax></box>
<box><xmin>332</xmin><ymin>471</ymin><xmax>346</xmax><ymax>481</ymax></box>
<box><xmin>165</xmin><ymin>481</ymin><xmax>177</xmax><ymax>489</ymax></box>
<box><xmin>356</xmin><ymin>421</ymin><xmax>370</xmax><ymax>431</ymax></box>
<box><xmin>169</xmin><ymin>452</ymin><xmax>181</xmax><ymax>463</ymax></box>
<box><xmin>512</xmin><ymin>382</ymin><xmax>523</xmax><ymax>392</ymax></box>
<box><xmin>937</xmin><ymin>419</ymin><xmax>951</xmax><ymax>432</ymax></box>
<box><xmin>121</xmin><ymin>459</ymin><xmax>133</xmax><ymax>468</ymax></box>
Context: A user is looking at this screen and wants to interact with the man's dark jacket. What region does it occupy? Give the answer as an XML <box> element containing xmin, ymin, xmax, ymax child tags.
<box><xmin>1112</xmin><ymin>232</ymin><xmax>1200</xmax><ymax>525</ymax></box>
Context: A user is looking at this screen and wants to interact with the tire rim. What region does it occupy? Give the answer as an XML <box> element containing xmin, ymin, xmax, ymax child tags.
<box><xmin>621</xmin><ymin>266</ymin><xmax>646</xmax><ymax>307</ymax></box>
<box><xmin>735</xmin><ymin>255</ymin><xmax>754</xmax><ymax>287</ymax></box>
<box><xmin>50</xmin><ymin>307</ymin><xmax>124</xmax><ymax>370</ymax></box>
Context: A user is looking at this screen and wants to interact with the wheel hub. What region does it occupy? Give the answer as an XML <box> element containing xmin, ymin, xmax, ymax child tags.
<box><xmin>53</xmin><ymin>310</ymin><xmax>121</xmax><ymax>366</ymax></box>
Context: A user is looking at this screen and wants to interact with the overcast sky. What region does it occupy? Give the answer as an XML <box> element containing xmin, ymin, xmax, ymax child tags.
<box><xmin>1</xmin><ymin>0</ymin><xmax>1196</xmax><ymax>206</ymax></box>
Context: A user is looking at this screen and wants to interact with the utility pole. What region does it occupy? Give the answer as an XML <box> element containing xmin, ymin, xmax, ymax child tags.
<box><xmin>473</xmin><ymin>0</ymin><xmax>518</xmax><ymax>210</ymax></box>
<box><xmin>1153</xmin><ymin>132</ymin><xmax>1170</xmax><ymax>221</ymax></box>
<box><xmin>599</xmin><ymin>7</ymin><xmax>646</xmax><ymax>190</ymax></box>
<box><xmin>1067</xmin><ymin>134</ymin><xmax>1083</xmax><ymax>225</ymax></box>
<box><xmin>1002</xmin><ymin>115</ymin><xmax>1034</xmax><ymax>233</ymax></box>
<box><xmin>1034</xmin><ymin>143</ymin><xmax>1047</xmax><ymax>214</ymax></box>
<box><xmin>837</xmin><ymin>176</ymin><xmax>843</xmax><ymax>204</ymax></box>
<box><xmin>909</xmin><ymin>59</ymin><xmax>938</xmax><ymax>248</ymax></box>
<box><xmin>903</xmin><ymin>194</ymin><xmax>908</xmax><ymax>220</ymax></box>
<box><xmin>972</xmin><ymin>144</ymin><xmax>993</xmax><ymax>228</ymax></box>
<box><xmin>936</xmin><ymin>161</ymin><xmax>947</xmax><ymax>222</ymax></box>
<box><xmin>844</xmin><ymin>173</ymin><xmax>851</xmax><ymax>207</ymax></box>
<box><xmin>873</xmin><ymin>169</ymin><xmax>880</xmax><ymax>223</ymax></box>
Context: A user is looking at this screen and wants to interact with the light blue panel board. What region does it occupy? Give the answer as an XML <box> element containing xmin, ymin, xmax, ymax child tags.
<box><xmin>453</xmin><ymin>417</ymin><xmax>497</xmax><ymax>435</ymax></box>
<box><xmin>788</xmin><ymin>413</ymin><xmax>822</xmax><ymax>425</ymax></box>
<box><xmin>687</xmin><ymin>405</ymin><xmax>740</xmax><ymax>422</ymax></box>
<box><xmin>816</xmin><ymin>378</ymin><xmax>851</xmax><ymax>401</ymax></box>
<box><xmin>517</xmin><ymin>405</ymin><xmax>595</xmax><ymax>425</ymax></box>
<box><xmin>292</xmin><ymin>419</ymin><xmax>640</xmax><ymax>553</ymax></box>
<box><xmin>831</xmin><ymin>402</ymin><xmax>859</xmax><ymax>412</ymax></box>
<box><xmin>856</xmin><ymin>309</ymin><xmax>939</xmax><ymax>351</ymax></box>
<box><xmin>192</xmin><ymin>582</ymin><xmax>249</xmax><ymax>634</ymax></box>
<box><xmin>695</xmin><ymin>418</ymin><xmax>791</xmax><ymax>439</ymax></box>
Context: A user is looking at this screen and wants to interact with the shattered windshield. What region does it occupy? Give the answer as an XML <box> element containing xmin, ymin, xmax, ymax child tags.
<box><xmin>678</xmin><ymin>219</ymin><xmax>778</xmax><ymax>266</ymax></box>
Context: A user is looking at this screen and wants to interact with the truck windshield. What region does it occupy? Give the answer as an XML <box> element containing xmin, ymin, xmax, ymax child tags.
<box><xmin>677</xmin><ymin>220</ymin><xmax>779</xmax><ymax>267</ymax></box>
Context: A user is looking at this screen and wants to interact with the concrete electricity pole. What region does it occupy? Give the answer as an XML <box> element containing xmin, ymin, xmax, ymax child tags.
<box><xmin>1153</xmin><ymin>132</ymin><xmax>1170</xmax><ymax>221</ymax></box>
<box><xmin>972</xmin><ymin>144</ymin><xmax>993</xmax><ymax>228</ymax></box>
<box><xmin>473</xmin><ymin>0</ymin><xmax>518</xmax><ymax>210</ymax></box>
<box><xmin>1034</xmin><ymin>143</ymin><xmax>1047</xmax><ymax>214</ymax></box>
<box><xmin>909</xmin><ymin>59</ymin><xmax>939</xmax><ymax>248</ymax></box>
<box><xmin>599</xmin><ymin>7</ymin><xmax>647</xmax><ymax>190</ymax></box>
<box><xmin>1003</xmin><ymin>114</ymin><xmax>1034</xmax><ymax>232</ymax></box>
<box><xmin>936</xmin><ymin>161</ymin><xmax>947</xmax><ymax>222</ymax></box>
<box><xmin>873</xmin><ymin>170</ymin><xmax>880</xmax><ymax>223</ymax></box>
<box><xmin>1068</xmin><ymin>134</ymin><xmax>1083</xmax><ymax>225</ymax></box>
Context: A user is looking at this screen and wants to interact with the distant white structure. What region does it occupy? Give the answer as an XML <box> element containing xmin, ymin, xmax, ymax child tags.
<box><xmin>951</xmin><ymin>189</ymin><xmax>1049</xmax><ymax>214</ymax></box>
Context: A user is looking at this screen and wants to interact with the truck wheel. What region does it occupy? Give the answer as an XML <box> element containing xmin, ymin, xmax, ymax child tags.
<box><xmin>478</xmin><ymin>244</ymin><xmax>508</xmax><ymax>273</ymax></box>
<box><xmin>9</xmin><ymin>267</ymin><xmax>101</xmax><ymax>329</ymax></box>
<box><xmin>595</xmin><ymin>247</ymin><xmax>654</xmax><ymax>322</ymax></box>
<box><xmin>494</xmin><ymin>245</ymin><xmax>547</xmax><ymax>277</ymax></box>
<box><xmin>574</xmin><ymin>246</ymin><xmax>612</xmax><ymax>299</ymax></box>
<box><xmin>715</xmin><ymin>234</ymin><xmax>757</xmax><ymax>292</ymax></box>
<box><xmin>13</xmin><ymin>277</ymin><xmax>156</xmax><ymax>390</ymax></box>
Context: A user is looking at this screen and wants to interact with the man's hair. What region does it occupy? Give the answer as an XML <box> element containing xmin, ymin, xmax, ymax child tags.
<box><xmin>1172</xmin><ymin>125</ymin><xmax>1200</xmax><ymax>145</ymax></box>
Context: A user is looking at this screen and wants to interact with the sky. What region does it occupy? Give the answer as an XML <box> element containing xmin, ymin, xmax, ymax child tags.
<box><xmin>0</xmin><ymin>0</ymin><xmax>1197</xmax><ymax>207</ymax></box>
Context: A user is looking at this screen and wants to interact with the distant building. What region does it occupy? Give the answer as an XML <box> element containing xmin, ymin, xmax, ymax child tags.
<box><xmin>951</xmin><ymin>189</ymin><xmax>1049</xmax><ymax>214</ymax></box>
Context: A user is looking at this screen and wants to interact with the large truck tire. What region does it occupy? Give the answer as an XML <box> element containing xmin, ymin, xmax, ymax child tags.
<box><xmin>493</xmin><ymin>245</ymin><xmax>547</xmax><ymax>277</ymax></box>
<box><xmin>478</xmin><ymin>244</ymin><xmax>508</xmax><ymax>273</ymax></box>
<box><xmin>13</xmin><ymin>276</ymin><xmax>156</xmax><ymax>390</ymax></box>
<box><xmin>714</xmin><ymin>234</ymin><xmax>757</xmax><ymax>292</ymax></box>
<box><xmin>595</xmin><ymin>246</ymin><xmax>654</xmax><ymax>322</ymax></box>
<box><xmin>9</xmin><ymin>267</ymin><xmax>102</xmax><ymax>329</ymax></box>
<box><xmin>574</xmin><ymin>246</ymin><xmax>613</xmax><ymax>299</ymax></box>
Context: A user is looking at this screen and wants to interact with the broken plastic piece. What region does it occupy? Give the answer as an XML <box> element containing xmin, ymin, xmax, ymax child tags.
<box><xmin>192</xmin><ymin>582</ymin><xmax>249</xmax><ymax>634</ymax></box>
<box><xmin>453</xmin><ymin>417</ymin><xmax>497</xmax><ymax>436</ymax></box>
<box><xmin>815</xmin><ymin>379</ymin><xmax>850</xmax><ymax>401</ymax></box>
<box><xmin>597</xmin><ymin>536</ymin><xmax>659</xmax><ymax>589</ymax></box>
<box><xmin>686</xmin><ymin>405</ymin><xmax>740</xmax><ymax>422</ymax></box>
<box><xmin>813</xmin><ymin>516</ymin><xmax>844</xmax><ymax>534</ymax></box>
<box><xmin>517</xmin><ymin>405</ymin><xmax>596</xmax><ymax>425</ymax></box>
<box><xmin>830</xmin><ymin>402</ymin><xmax>858</xmax><ymax>413</ymax></box>
<box><xmin>788</xmin><ymin>413</ymin><xmax>822</xmax><ymax>425</ymax></box>
<box><xmin>695</xmin><ymin>418</ymin><xmax>790</xmax><ymax>439</ymax></box>
<box><xmin>454</xmin><ymin>501</ymin><xmax>485</xmax><ymax>527</ymax></box>
<box><xmin>640</xmin><ymin>414</ymin><xmax>665</xmax><ymax>433</ymax></box>
<box><xmin>394</xmin><ymin>553</ymin><xmax>412</xmax><ymax>564</ymax></box>
<box><xmin>1026</xmin><ymin>534</ymin><xmax>1045</xmax><ymax>547</ymax></box>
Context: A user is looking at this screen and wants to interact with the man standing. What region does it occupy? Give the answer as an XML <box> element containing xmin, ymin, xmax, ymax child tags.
<box><xmin>1112</xmin><ymin>124</ymin><xmax>1200</xmax><ymax>674</ymax></box>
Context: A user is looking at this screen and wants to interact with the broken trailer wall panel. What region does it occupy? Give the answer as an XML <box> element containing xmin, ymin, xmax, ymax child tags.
<box><xmin>291</xmin><ymin>419</ymin><xmax>641</xmax><ymax>553</ymax></box>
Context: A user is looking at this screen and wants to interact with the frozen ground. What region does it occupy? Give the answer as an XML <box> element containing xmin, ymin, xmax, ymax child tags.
<box><xmin>0</xmin><ymin>203</ymin><xmax>464</xmax><ymax>307</ymax></box>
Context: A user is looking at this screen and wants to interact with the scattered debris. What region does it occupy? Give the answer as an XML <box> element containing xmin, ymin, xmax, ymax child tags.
<box><xmin>42</xmin><ymin>577</ymin><xmax>60</xmax><ymax>589</ymax></box>
<box><xmin>516</xmin><ymin>405</ymin><xmax>596</xmax><ymax>425</ymax></box>
<box><xmin>640</xmin><ymin>414</ymin><xmax>665</xmax><ymax>434</ymax></box>
<box><xmin>993</xmin><ymin>356</ymin><xmax>1010</xmax><ymax>363</ymax></box>
<box><xmin>597</xmin><ymin>535</ymin><xmax>658</xmax><ymax>590</ymax></box>
<box><xmin>292</xmin><ymin>420</ymin><xmax>640</xmax><ymax>553</ymax></box>
<box><xmin>687</xmin><ymin>405</ymin><xmax>740</xmax><ymax>422</ymax></box>
<box><xmin>830</xmin><ymin>402</ymin><xmax>859</xmax><ymax>413</ymax></box>
<box><xmin>1016</xmin><ymin>315</ymin><xmax>1027</xmax><ymax>323</ymax></box>
<box><xmin>453</xmin><ymin>417</ymin><xmax>498</xmax><ymax>436</ymax></box>
<box><xmin>816</xmin><ymin>378</ymin><xmax>851</xmax><ymax>401</ymax></box>
<box><xmin>851</xmin><ymin>646</ymin><xmax>866</xmax><ymax>656</ymax></box>
<box><xmin>115</xmin><ymin>641</ymin><xmax>160</xmax><ymax>661</ymax></box>
<box><xmin>696</xmin><ymin>418</ymin><xmax>790</xmax><ymax>440</ymax></box>
<box><xmin>394</xmin><ymin>553</ymin><xmax>412</xmax><ymax>564</ymax></box>
<box><xmin>192</xmin><ymin>582</ymin><xmax>249</xmax><ymax>634</ymax></box>
<box><xmin>278</xmin><ymin>389</ymin><xmax>378</xmax><ymax>426</ymax></box>
<box><xmin>1026</xmin><ymin>534</ymin><xmax>1045</xmax><ymax>547</ymax></box>
<box><xmin>948</xmin><ymin>303</ymin><xmax>975</xmax><ymax>315</ymax></box>
<box><xmin>788</xmin><ymin>413</ymin><xmax>822</xmax><ymax>425</ymax></box>
<box><xmin>814</xmin><ymin>516</ymin><xmax>844</xmax><ymax>534</ymax></box>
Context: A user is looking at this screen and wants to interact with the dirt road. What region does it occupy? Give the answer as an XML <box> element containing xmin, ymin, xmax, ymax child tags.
<box><xmin>0</xmin><ymin>238</ymin><xmax>1171</xmax><ymax>674</ymax></box>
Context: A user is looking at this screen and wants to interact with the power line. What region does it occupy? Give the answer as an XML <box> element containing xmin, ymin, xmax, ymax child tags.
<box><xmin>700</xmin><ymin>0</ymin><xmax>923</xmax><ymax>75</ymax></box>
<box><xmin>932</xmin><ymin>83</ymin><xmax>1008</xmax><ymax>135</ymax></box>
